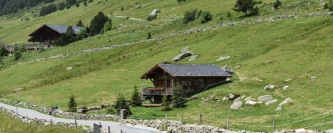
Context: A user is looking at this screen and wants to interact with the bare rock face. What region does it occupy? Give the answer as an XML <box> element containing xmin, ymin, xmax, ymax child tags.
<box><xmin>258</xmin><ymin>95</ymin><xmax>273</xmax><ymax>102</ymax></box>
<box><xmin>230</xmin><ymin>101</ymin><xmax>242</xmax><ymax>110</ymax></box>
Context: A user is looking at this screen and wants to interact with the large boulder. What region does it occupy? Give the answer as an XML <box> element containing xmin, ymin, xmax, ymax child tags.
<box><xmin>258</xmin><ymin>95</ymin><xmax>273</xmax><ymax>102</ymax></box>
<box><xmin>230</xmin><ymin>101</ymin><xmax>242</xmax><ymax>110</ymax></box>
<box><xmin>173</xmin><ymin>51</ymin><xmax>192</xmax><ymax>61</ymax></box>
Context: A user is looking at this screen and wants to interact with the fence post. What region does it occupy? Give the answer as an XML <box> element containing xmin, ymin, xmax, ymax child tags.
<box><xmin>180</xmin><ymin>115</ymin><xmax>183</xmax><ymax>125</ymax></box>
<box><xmin>226</xmin><ymin>116</ymin><xmax>229</xmax><ymax>132</ymax></box>
<box><xmin>199</xmin><ymin>114</ymin><xmax>202</xmax><ymax>125</ymax></box>
<box><xmin>108</xmin><ymin>126</ymin><xmax>110</xmax><ymax>133</ymax></box>
<box><xmin>75</xmin><ymin>119</ymin><xmax>77</xmax><ymax>127</ymax></box>
<box><xmin>273</xmin><ymin>118</ymin><xmax>276</xmax><ymax>133</ymax></box>
<box><xmin>50</xmin><ymin>119</ymin><xmax>52</xmax><ymax>125</ymax></box>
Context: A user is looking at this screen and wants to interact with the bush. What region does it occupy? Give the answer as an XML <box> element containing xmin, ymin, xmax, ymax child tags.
<box><xmin>14</xmin><ymin>51</ymin><xmax>22</xmax><ymax>60</ymax></box>
<box><xmin>183</xmin><ymin>9</ymin><xmax>197</xmax><ymax>24</ymax></box>
<box><xmin>199</xmin><ymin>11</ymin><xmax>213</xmax><ymax>24</ymax></box>
<box><xmin>177</xmin><ymin>0</ymin><xmax>186</xmax><ymax>3</ymax></box>
<box><xmin>273</xmin><ymin>0</ymin><xmax>282</xmax><ymax>10</ymax></box>
<box><xmin>0</xmin><ymin>47</ymin><xmax>9</xmax><ymax>57</ymax></box>
<box><xmin>324</xmin><ymin>0</ymin><xmax>333</xmax><ymax>11</ymax></box>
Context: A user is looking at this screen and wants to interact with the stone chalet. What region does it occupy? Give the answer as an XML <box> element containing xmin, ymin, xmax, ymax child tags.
<box><xmin>140</xmin><ymin>64</ymin><xmax>232</xmax><ymax>103</ymax></box>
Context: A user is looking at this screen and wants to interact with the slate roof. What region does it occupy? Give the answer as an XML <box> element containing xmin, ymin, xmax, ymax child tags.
<box><xmin>44</xmin><ymin>24</ymin><xmax>83</xmax><ymax>34</ymax></box>
<box><xmin>141</xmin><ymin>64</ymin><xmax>232</xmax><ymax>79</ymax></box>
<box><xmin>28</xmin><ymin>24</ymin><xmax>83</xmax><ymax>36</ymax></box>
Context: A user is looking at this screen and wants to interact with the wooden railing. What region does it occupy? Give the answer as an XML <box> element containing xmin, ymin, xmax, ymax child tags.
<box><xmin>141</xmin><ymin>87</ymin><xmax>173</xmax><ymax>96</ymax></box>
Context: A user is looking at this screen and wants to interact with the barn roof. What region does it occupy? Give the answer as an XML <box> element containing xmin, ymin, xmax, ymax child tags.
<box><xmin>29</xmin><ymin>24</ymin><xmax>83</xmax><ymax>36</ymax></box>
<box><xmin>141</xmin><ymin>64</ymin><xmax>232</xmax><ymax>79</ymax></box>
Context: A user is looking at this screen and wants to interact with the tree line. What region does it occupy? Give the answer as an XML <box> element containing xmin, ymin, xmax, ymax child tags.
<box><xmin>0</xmin><ymin>0</ymin><xmax>55</xmax><ymax>15</ymax></box>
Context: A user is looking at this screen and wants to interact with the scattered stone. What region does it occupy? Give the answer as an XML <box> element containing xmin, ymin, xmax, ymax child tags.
<box><xmin>216</xmin><ymin>56</ymin><xmax>230</xmax><ymax>61</ymax></box>
<box><xmin>295</xmin><ymin>128</ymin><xmax>307</xmax><ymax>133</ymax></box>
<box><xmin>189</xmin><ymin>55</ymin><xmax>198</xmax><ymax>61</ymax></box>
<box><xmin>265</xmin><ymin>99</ymin><xmax>278</xmax><ymax>106</ymax></box>
<box><xmin>285</xmin><ymin>79</ymin><xmax>292</xmax><ymax>82</ymax></box>
<box><xmin>66</xmin><ymin>66</ymin><xmax>73</xmax><ymax>70</ymax></box>
<box><xmin>258</xmin><ymin>95</ymin><xmax>273</xmax><ymax>102</ymax></box>
<box><xmin>222</xmin><ymin>97</ymin><xmax>228</xmax><ymax>102</ymax></box>
<box><xmin>310</xmin><ymin>76</ymin><xmax>316</xmax><ymax>80</ymax></box>
<box><xmin>149</xmin><ymin>9</ymin><xmax>161</xmax><ymax>16</ymax></box>
<box><xmin>275</xmin><ymin>106</ymin><xmax>283</xmax><ymax>111</ymax></box>
<box><xmin>245</xmin><ymin>101</ymin><xmax>257</xmax><ymax>106</ymax></box>
<box><xmin>240</xmin><ymin>95</ymin><xmax>246</xmax><ymax>99</ymax></box>
<box><xmin>228</xmin><ymin>94</ymin><xmax>240</xmax><ymax>101</ymax></box>
<box><xmin>283</xmin><ymin>86</ymin><xmax>289</xmax><ymax>90</ymax></box>
<box><xmin>264</xmin><ymin>84</ymin><xmax>275</xmax><ymax>90</ymax></box>
<box><xmin>13</xmin><ymin>88</ymin><xmax>23</xmax><ymax>92</ymax></box>
<box><xmin>279</xmin><ymin>98</ymin><xmax>292</xmax><ymax>106</ymax></box>
<box><xmin>230</xmin><ymin>101</ymin><xmax>242</xmax><ymax>110</ymax></box>
<box><xmin>244</xmin><ymin>96</ymin><xmax>253</xmax><ymax>101</ymax></box>
<box><xmin>181</xmin><ymin>46</ymin><xmax>190</xmax><ymax>53</ymax></box>
<box><xmin>173</xmin><ymin>51</ymin><xmax>192</xmax><ymax>61</ymax></box>
<box><xmin>235</xmin><ymin>65</ymin><xmax>240</xmax><ymax>68</ymax></box>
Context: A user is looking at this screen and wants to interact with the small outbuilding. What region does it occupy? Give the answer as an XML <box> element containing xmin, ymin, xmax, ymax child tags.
<box><xmin>140</xmin><ymin>63</ymin><xmax>232</xmax><ymax>103</ymax></box>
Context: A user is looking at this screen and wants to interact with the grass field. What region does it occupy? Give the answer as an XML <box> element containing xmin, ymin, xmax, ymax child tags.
<box><xmin>1</xmin><ymin>0</ymin><xmax>333</xmax><ymax>131</ymax></box>
<box><xmin>0</xmin><ymin>111</ymin><xmax>84</xmax><ymax>133</ymax></box>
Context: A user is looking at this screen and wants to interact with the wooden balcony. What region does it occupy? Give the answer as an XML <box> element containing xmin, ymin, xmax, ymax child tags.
<box><xmin>141</xmin><ymin>87</ymin><xmax>173</xmax><ymax>96</ymax></box>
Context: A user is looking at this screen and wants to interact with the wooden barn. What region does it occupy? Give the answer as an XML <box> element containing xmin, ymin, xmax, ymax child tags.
<box><xmin>27</xmin><ymin>24</ymin><xmax>83</xmax><ymax>45</ymax></box>
<box><xmin>140</xmin><ymin>63</ymin><xmax>232</xmax><ymax>103</ymax></box>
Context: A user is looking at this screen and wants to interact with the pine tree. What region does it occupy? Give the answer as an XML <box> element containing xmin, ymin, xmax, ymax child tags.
<box><xmin>68</xmin><ymin>95</ymin><xmax>77</xmax><ymax>112</ymax></box>
<box><xmin>131</xmin><ymin>86</ymin><xmax>142</xmax><ymax>107</ymax></box>
<box><xmin>114</xmin><ymin>94</ymin><xmax>131</xmax><ymax>115</ymax></box>
<box><xmin>76</xmin><ymin>20</ymin><xmax>84</xmax><ymax>27</ymax></box>
<box><xmin>90</xmin><ymin>12</ymin><xmax>111</xmax><ymax>35</ymax></box>
<box><xmin>147</xmin><ymin>32</ymin><xmax>152</xmax><ymax>39</ymax></box>
<box><xmin>161</xmin><ymin>95</ymin><xmax>171</xmax><ymax>111</ymax></box>
<box><xmin>172</xmin><ymin>82</ymin><xmax>186</xmax><ymax>108</ymax></box>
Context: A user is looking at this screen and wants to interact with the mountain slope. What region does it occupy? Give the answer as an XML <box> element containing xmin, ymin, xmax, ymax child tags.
<box><xmin>1</xmin><ymin>0</ymin><xmax>333</xmax><ymax>131</ymax></box>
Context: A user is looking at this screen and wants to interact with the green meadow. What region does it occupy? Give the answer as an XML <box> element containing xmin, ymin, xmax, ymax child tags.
<box><xmin>1</xmin><ymin>0</ymin><xmax>333</xmax><ymax>131</ymax></box>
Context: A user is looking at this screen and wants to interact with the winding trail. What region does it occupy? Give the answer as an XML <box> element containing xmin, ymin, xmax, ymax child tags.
<box><xmin>0</xmin><ymin>102</ymin><xmax>159</xmax><ymax>133</ymax></box>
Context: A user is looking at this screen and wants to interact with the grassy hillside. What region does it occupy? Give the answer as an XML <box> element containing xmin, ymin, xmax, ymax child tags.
<box><xmin>1</xmin><ymin>0</ymin><xmax>333</xmax><ymax>131</ymax></box>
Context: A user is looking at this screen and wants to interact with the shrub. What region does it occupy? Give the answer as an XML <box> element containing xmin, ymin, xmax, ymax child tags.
<box><xmin>198</xmin><ymin>11</ymin><xmax>213</xmax><ymax>24</ymax></box>
<box><xmin>177</xmin><ymin>0</ymin><xmax>186</xmax><ymax>3</ymax></box>
<box><xmin>14</xmin><ymin>51</ymin><xmax>22</xmax><ymax>60</ymax></box>
<box><xmin>324</xmin><ymin>0</ymin><xmax>333</xmax><ymax>11</ymax></box>
<box><xmin>183</xmin><ymin>9</ymin><xmax>197</xmax><ymax>24</ymax></box>
<box><xmin>273</xmin><ymin>0</ymin><xmax>282</xmax><ymax>10</ymax></box>
<box><xmin>20</xmin><ymin>45</ymin><xmax>26</xmax><ymax>52</ymax></box>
